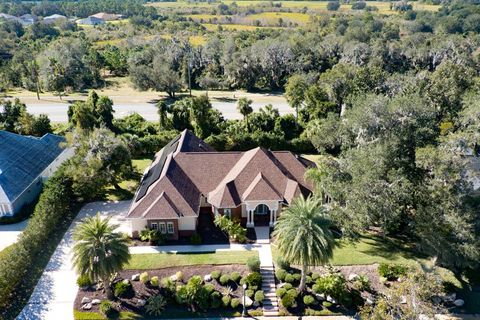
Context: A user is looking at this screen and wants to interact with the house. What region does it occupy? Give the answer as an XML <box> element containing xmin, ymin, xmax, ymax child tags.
<box><xmin>19</xmin><ymin>14</ymin><xmax>37</xmax><ymax>26</ymax></box>
<box><xmin>42</xmin><ymin>14</ymin><xmax>67</xmax><ymax>24</ymax></box>
<box><xmin>77</xmin><ymin>16</ymin><xmax>105</xmax><ymax>26</ymax></box>
<box><xmin>90</xmin><ymin>12</ymin><xmax>122</xmax><ymax>21</ymax></box>
<box><xmin>0</xmin><ymin>131</ymin><xmax>74</xmax><ymax>217</ymax></box>
<box><xmin>126</xmin><ymin>130</ymin><xmax>315</xmax><ymax>240</ymax></box>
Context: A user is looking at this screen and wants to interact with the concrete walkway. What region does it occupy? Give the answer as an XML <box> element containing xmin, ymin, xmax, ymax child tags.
<box><xmin>17</xmin><ymin>201</ymin><xmax>131</xmax><ymax>320</ymax></box>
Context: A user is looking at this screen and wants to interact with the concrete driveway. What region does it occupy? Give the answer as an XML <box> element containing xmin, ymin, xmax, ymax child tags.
<box><xmin>17</xmin><ymin>201</ymin><xmax>131</xmax><ymax>320</ymax></box>
<box><xmin>0</xmin><ymin>219</ymin><xmax>29</xmax><ymax>251</ymax></box>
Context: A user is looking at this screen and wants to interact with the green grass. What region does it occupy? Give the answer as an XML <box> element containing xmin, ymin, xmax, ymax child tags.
<box><xmin>74</xmin><ymin>311</ymin><xmax>140</xmax><ymax>320</ymax></box>
<box><xmin>126</xmin><ymin>250</ymin><xmax>258</xmax><ymax>269</ymax></box>
<box><xmin>105</xmin><ymin>158</ymin><xmax>152</xmax><ymax>201</ymax></box>
<box><xmin>74</xmin><ymin>309</ymin><xmax>248</xmax><ymax>319</ymax></box>
<box><xmin>272</xmin><ymin>234</ymin><xmax>426</xmax><ymax>266</ymax></box>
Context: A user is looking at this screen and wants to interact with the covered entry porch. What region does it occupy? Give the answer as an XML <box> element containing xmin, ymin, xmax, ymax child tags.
<box><xmin>245</xmin><ymin>201</ymin><xmax>280</xmax><ymax>228</ymax></box>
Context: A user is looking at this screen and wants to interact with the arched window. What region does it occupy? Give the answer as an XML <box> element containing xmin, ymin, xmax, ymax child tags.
<box><xmin>255</xmin><ymin>204</ymin><xmax>269</xmax><ymax>215</ymax></box>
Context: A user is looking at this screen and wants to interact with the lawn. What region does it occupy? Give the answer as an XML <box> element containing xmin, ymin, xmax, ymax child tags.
<box><xmin>126</xmin><ymin>250</ymin><xmax>258</xmax><ymax>269</ymax></box>
<box><xmin>272</xmin><ymin>234</ymin><xmax>427</xmax><ymax>266</ymax></box>
<box><xmin>105</xmin><ymin>158</ymin><xmax>152</xmax><ymax>201</ymax></box>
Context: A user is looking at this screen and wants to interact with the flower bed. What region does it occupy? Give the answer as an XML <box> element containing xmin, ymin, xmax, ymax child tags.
<box><xmin>74</xmin><ymin>265</ymin><xmax>264</xmax><ymax>319</ymax></box>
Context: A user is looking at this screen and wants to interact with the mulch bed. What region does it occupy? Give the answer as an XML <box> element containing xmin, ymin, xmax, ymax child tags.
<box><xmin>74</xmin><ymin>265</ymin><xmax>251</xmax><ymax>315</ymax></box>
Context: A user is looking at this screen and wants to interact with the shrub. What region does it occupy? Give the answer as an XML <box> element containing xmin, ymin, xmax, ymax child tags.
<box><xmin>275</xmin><ymin>257</ymin><xmax>290</xmax><ymax>270</ymax></box>
<box><xmin>139</xmin><ymin>228</ymin><xmax>165</xmax><ymax>245</ymax></box>
<box><xmin>204</xmin><ymin>283</ymin><xmax>215</xmax><ymax>294</ymax></box>
<box><xmin>285</xmin><ymin>274</ymin><xmax>296</xmax><ymax>283</ymax></box>
<box><xmin>281</xmin><ymin>293</ymin><xmax>296</xmax><ymax>308</ymax></box>
<box><xmin>175</xmin><ymin>271</ymin><xmax>183</xmax><ymax>282</ymax></box>
<box><xmin>351</xmin><ymin>1</ymin><xmax>366</xmax><ymax>10</ymax></box>
<box><xmin>306</xmin><ymin>275</ymin><xmax>313</xmax><ymax>284</ymax></box>
<box><xmin>140</xmin><ymin>272</ymin><xmax>149</xmax><ymax>284</ymax></box>
<box><xmin>99</xmin><ymin>300</ymin><xmax>117</xmax><ymax>318</ymax></box>
<box><xmin>150</xmin><ymin>276</ymin><xmax>159</xmax><ymax>287</ymax></box>
<box><xmin>219</xmin><ymin>274</ymin><xmax>230</xmax><ymax>285</ymax></box>
<box><xmin>231</xmin><ymin>298</ymin><xmax>240</xmax><ymax>308</ymax></box>
<box><xmin>190</xmin><ymin>233</ymin><xmax>202</xmax><ymax>245</ymax></box>
<box><xmin>283</xmin><ymin>283</ymin><xmax>293</xmax><ymax>290</ymax></box>
<box><xmin>353</xmin><ymin>274</ymin><xmax>370</xmax><ymax>291</ymax></box>
<box><xmin>245</xmin><ymin>289</ymin><xmax>255</xmax><ymax>298</ymax></box>
<box><xmin>76</xmin><ymin>274</ymin><xmax>93</xmax><ymax>287</ymax></box>
<box><xmin>114</xmin><ymin>280</ymin><xmax>132</xmax><ymax>298</ymax></box>
<box><xmin>211</xmin><ymin>270</ymin><xmax>222</xmax><ymax>280</ymax></box>
<box><xmin>313</xmin><ymin>273</ymin><xmax>347</xmax><ymax>300</ymax></box>
<box><xmin>245</xmin><ymin>272</ymin><xmax>262</xmax><ymax>290</ymax></box>
<box><xmin>146</xmin><ymin>295</ymin><xmax>167</xmax><ymax>316</ymax></box>
<box><xmin>303</xmin><ymin>295</ymin><xmax>315</xmax><ymax>306</ymax></box>
<box><xmin>254</xmin><ymin>290</ymin><xmax>265</xmax><ymax>303</ymax></box>
<box><xmin>246</xmin><ymin>256</ymin><xmax>260</xmax><ymax>272</ymax></box>
<box><xmin>275</xmin><ymin>269</ymin><xmax>287</xmax><ymax>282</ymax></box>
<box><xmin>293</xmin><ymin>273</ymin><xmax>301</xmax><ymax>281</ymax></box>
<box><xmin>327</xmin><ymin>1</ymin><xmax>340</xmax><ymax>11</ymax></box>
<box><xmin>230</xmin><ymin>271</ymin><xmax>241</xmax><ymax>283</ymax></box>
<box><xmin>222</xmin><ymin>295</ymin><xmax>231</xmax><ymax>307</ymax></box>
<box><xmin>214</xmin><ymin>215</ymin><xmax>247</xmax><ymax>243</ymax></box>
<box><xmin>322</xmin><ymin>301</ymin><xmax>332</xmax><ymax>308</ymax></box>
<box><xmin>378</xmin><ymin>263</ymin><xmax>407</xmax><ymax>280</ymax></box>
<box><xmin>161</xmin><ymin>277</ymin><xmax>176</xmax><ymax>295</ymax></box>
<box><xmin>287</xmin><ymin>288</ymin><xmax>298</xmax><ymax>299</ymax></box>
<box><xmin>276</xmin><ymin>287</ymin><xmax>287</xmax><ymax>298</ymax></box>
<box><xmin>211</xmin><ymin>291</ymin><xmax>222</xmax><ymax>308</ymax></box>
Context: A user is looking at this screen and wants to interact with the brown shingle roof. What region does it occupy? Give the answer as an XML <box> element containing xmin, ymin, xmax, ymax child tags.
<box><xmin>127</xmin><ymin>130</ymin><xmax>314</xmax><ymax>219</ymax></box>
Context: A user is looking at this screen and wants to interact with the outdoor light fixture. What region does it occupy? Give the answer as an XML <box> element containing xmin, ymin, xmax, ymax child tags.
<box><xmin>242</xmin><ymin>283</ymin><xmax>247</xmax><ymax>317</ymax></box>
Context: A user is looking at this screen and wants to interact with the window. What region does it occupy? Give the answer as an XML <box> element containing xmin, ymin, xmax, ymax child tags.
<box><xmin>255</xmin><ymin>204</ymin><xmax>269</xmax><ymax>215</ymax></box>
<box><xmin>159</xmin><ymin>222</ymin><xmax>166</xmax><ymax>234</ymax></box>
<box><xmin>167</xmin><ymin>222</ymin><xmax>174</xmax><ymax>234</ymax></box>
<box><xmin>224</xmin><ymin>208</ymin><xmax>232</xmax><ymax>218</ymax></box>
<box><xmin>151</xmin><ymin>223</ymin><xmax>158</xmax><ymax>230</ymax></box>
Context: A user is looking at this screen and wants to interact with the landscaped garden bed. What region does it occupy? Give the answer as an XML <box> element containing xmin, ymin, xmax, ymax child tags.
<box><xmin>74</xmin><ymin>262</ymin><xmax>265</xmax><ymax>319</ymax></box>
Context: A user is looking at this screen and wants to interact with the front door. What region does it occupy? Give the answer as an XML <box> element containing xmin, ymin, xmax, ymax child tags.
<box><xmin>254</xmin><ymin>204</ymin><xmax>270</xmax><ymax>226</ymax></box>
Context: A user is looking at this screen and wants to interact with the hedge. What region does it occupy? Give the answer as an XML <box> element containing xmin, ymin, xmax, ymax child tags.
<box><xmin>0</xmin><ymin>165</ymin><xmax>77</xmax><ymax>319</ymax></box>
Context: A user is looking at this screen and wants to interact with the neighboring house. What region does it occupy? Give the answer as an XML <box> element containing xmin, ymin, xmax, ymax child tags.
<box><xmin>43</xmin><ymin>14</ymin><xmax>67</xmax><ymax>24</ymax></box>
<box><xmin>127</xmin><ymin>130</ymin><xmax>315</xmax><ymax>240</ymax></box>
<box><xmin>0</xmin><ymin>131</ymin><xmax>74</xmax><ymax>217</ymax></box>
<box><xmin>77</xmin><ymin>16</ymin><xmax>105</xmax><ymax>25</ymax></box>
<box><xmin>90</xmin><ymin>12</ymin><xmax>122</xmax><ymax>21</ymax></box>
<box><xmin>19</xmin><ymin>14</ymin><xmax>37</xmax><ymax>25</ymax></box>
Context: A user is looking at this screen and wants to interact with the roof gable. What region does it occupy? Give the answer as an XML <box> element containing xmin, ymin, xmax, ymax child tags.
<box><xmin>0</xmin><ymin>131</ymin><xmax>65</xmax><ymax>201</ymax></box>
<box><xmin>242</xmin><ymin>173</ymin><xmax>283</xmax><ymax>201</ymax></box>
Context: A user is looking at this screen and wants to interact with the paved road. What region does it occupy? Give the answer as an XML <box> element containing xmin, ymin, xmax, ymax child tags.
<box><xmin>17</xmin><ymin>201</ymin><xmax>131</xmax><ymax>320</ymax></box>
<box><xmin>0</xmin><ymin>219</ymin><xmax>28</xmax><ymax>251</ymax></box>
<box><xmin>23</xmin><ymin>100</ymin><xmax>291</xmax><ymax>123</ymax></box>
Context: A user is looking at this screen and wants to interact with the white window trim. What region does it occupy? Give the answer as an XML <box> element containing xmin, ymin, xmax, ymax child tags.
<box><xmin>159</xmin><ymin>222</ymin><xmax>166</xmax><ymax>234</ymax></box>
<box><xmin>167</xmin><ymin>222</ymin><xmax>174</xmax><ymax>234</ymax></box>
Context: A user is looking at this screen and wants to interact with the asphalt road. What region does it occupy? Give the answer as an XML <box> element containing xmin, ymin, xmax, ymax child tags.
<box><xmin>24</xmin><ymin>100</ymin><xmax>292</xmax><ymax>123</ymax></box>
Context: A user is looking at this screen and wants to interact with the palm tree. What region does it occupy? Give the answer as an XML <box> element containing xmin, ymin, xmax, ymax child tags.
<box><xmin>272</xmin><ymin>196</ymin><xmax>335</xmax><ymax>292</ymax></box>
<box><xmin>237</xmin><ymin>97</ymin><xmax>253</xmax><ymax>131</ymax></box>
<box><xmin>72</xmin><ymin>213</ymin><xmax>131</xmax><ymax>300</ymax></box>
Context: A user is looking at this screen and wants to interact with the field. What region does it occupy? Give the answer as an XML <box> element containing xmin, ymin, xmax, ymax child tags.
<box><xmin>203</xmin><ymin>23</ymin><xmax>281</xmax><ymax>31</ymax></box>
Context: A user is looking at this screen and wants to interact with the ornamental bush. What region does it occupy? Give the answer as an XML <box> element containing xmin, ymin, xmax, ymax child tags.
<box><xmin>145</xmin><ymin>295</ymin><xmax>167</xmax><ymax>316</ymax></box>
<box><xmin>287</xmin><ymin>288</ymin><xmax>298</xmax><ymax>299</ymax></box>
<box><xmin>245</xmin><ymin>289</ymin><xmax>255</xmax><ymax>298</ymax></box>
<box><xmin>303</xmin><ymin>295</ymin><xmax>315</xmax><ymax>306</ymax></box>
<box><xmin>140</xmin><ymin>272</ymin><xmax>149</xmax><ymax>284</ymax></box>
<box><xmin>254</xmin><ymin>290</ymin><xmax>265</xmax><ymax>303</ymax></box>
<box><xmin>230</xmin><ymin>271</ymin><xmax>241</xmax><ymax>283</ymax></box>
<box><xmin>222</xmin><ymin>295</ymin><xmax>231</xmax><ymax>307</ymax></box>
<box><xmin>219</xmin><ymin>274</ymin><xmax>230</xmax><ymax>285</ymax></box>
<box><xmin>275</xmin><ymin>257</ymin><xmax>290</xmax><ymax>270</ymax></box>
<box><xmin>211</xmin><ymin>291</ymin><xmax>222</xmax><ymax>308</ymax></box>
<box><xmin>211</xmin><ymin>270</ymin><xmax>222</xmax><ymax>280</ymax></box>
<box><xmin>77</xmin><ymin>274</ymin><xmax>93</xmax><ymax>287</ymax></box>
<box><xmin>99</xmin><ymin>300</ymin><xmax>117</xmax><ymax>318</ymax></box>
<box><xmin>281</xmin><ymin>293</ymin><xmax>295</xmax><ymax>308</ymax></box>
<box><xmin>150</xmin><ymin>276</ymin><xmax>159</xmax><ymax>287</ymax></box>
<box><xmin>313</xmin><ymin>273</ymin><xmax>347</xmax><ymax>300</ymax></box>
<box><xmin>276</xmin><ymin>287</ymin><xmax>287</xmax><ymax>298</ymax></box>
<box><xmin>246</xmin><ymin>256</ymin><xmax>260</xmax><ymax>272</ymax></box>
<box><xmin>231</xmin><ymin>298</ymin><xmax>240</xmax><ymax>308</ymax></box>
<box><xmin>353</xmin><ymin>274</ymin><xmax>371</xmax><ymax>291</ymax></box>
<box><xmin>285</xmin><ymin>274</ymin><xmax>296</xmax><ymax>283</ymax></box>
<box><xmin>204</xmin><ymin>283</ymin><xmax>215</xmax><ymax>294</ymax></box>
<box><xmin>245</xmin><ymin>272</ymin><xmax>262</xmax><ymax>290</ymax></box>
<box><xmin>378</xmin><ymin>263</ymin><xmax>407</xmax><ymax>280</ymax></box>
<box><xmin>275</xmin><ymin>269</ymin><xmax>287</xmax><ymax>282</ymax></box>
<box><xmin>283</xmin><ymin>283</ymin><xmax>293</xmax><ymax>290</ymax></box>
<box><xmin>114</xmin><ymin>280</ymin><xmax>132</xmax><ymax>298</ymax></box>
